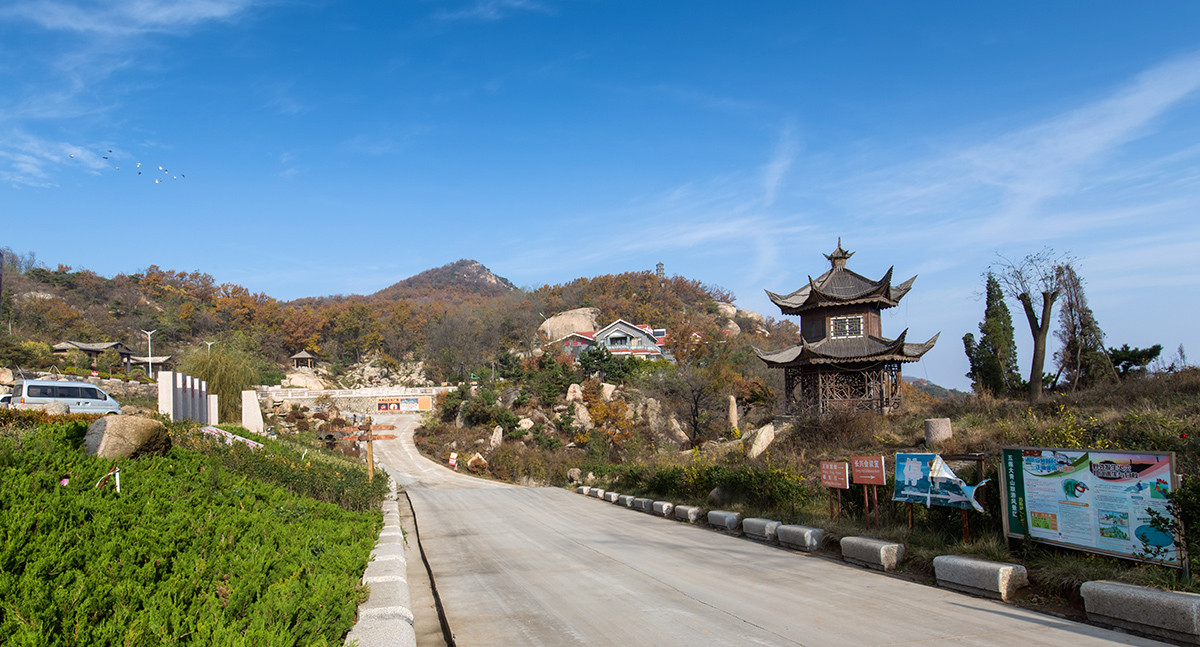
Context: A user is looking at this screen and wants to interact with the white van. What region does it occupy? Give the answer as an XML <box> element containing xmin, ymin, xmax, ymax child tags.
<box><xmin>9</xmin><ymin>379</ymin><xmax>123</xmax><ymax>414</ymax></box>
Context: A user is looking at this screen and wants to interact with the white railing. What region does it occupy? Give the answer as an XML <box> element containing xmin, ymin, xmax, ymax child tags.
<box><xmin>256</xmin><ymin>385</ymin><xmax>456</xmax><ymax>399</ymax></box>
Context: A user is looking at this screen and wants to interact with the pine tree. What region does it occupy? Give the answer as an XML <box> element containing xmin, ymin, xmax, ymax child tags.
<box><xmin>1053</xmin><ymin>264</ymin><xmax>1116</xmax><ymax>391</ymax></box>
<box><xmin>963</xmin><ymin>273</ymin><xmax>1020</xmax><ymax>395</ymax></box>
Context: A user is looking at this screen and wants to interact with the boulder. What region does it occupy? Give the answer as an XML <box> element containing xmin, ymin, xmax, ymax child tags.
<box><xmin>722</xmin><ymin>319</ymin><xmax>742</xmax><ymax>336</ymax></box>
<box><xmin>539</xmin><ymin>307</ymin><xmax>600</xmax><ymax>342</ymax></box>
<box><xmin>707</xmin><ymin>486</ymin><xmax>734</xmax><ymax>507</ymax></box>
<box><xmin>715</xmin><ymin>302</ymin><xmax>737</xmax><ymax>319</ymax></box>
<box><xmin>517</xmin><ymin>417</ymin><xmax>535</xmax><ymax>431</ymax></box>
<box><xmin>572</xmin><ymin>402</ymin><xmax>593</xmax><ymax>432</ymax></box>
<box><xmin>600</xmin><ymin>383</ymin><xmax>618</xmax><ymax>402</ymax></box>
<box><xmin>490</xmin><ymin>426</ymin><xmax>503</xmax><ymax>448</ymax></box>
<box><xmin>728</xmin><ymin>395</ymin><xmax>738</xmax><ymax>430</ymax></box>
<box><xmin>667</xmin><ymin>418</ymin><xmax>689</xmax><ymax>445</ymax></box>
<box><xmin>566</xmin><ymin>384</ymin><xmax>584</xmax><ymax>403</ymax></box>
<box><xmin>466</xmin><ymin>452</ymin><xmax>488</xmax><ymax>472</ymax></box>
<box><xmin>84</xmin><ymin>416</ymin><xmax>170</xmax><ymax>460</ymax></box>
<box><xmin>0</xmin><ymin>367</ymin><xmax>13</xmax><ymax>385</ymax></box>
<box><xmin>567</xmin><ymin>467</ymin><xmax>582</xmax><ymax>484</ymax></box>
<box><xmin>745</xmin><ymin>423</ymin><xmax>776</xmax><ymax>459</ymax></box>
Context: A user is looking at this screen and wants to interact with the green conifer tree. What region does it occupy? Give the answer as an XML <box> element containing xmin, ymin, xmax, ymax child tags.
<box><xmin>963</xmin><ymin>273</ymin><xmax>1020</xmax><ymax>395</ymax></box>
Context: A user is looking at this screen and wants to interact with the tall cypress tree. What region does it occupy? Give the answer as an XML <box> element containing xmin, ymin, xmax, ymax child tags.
<box><xmin>963</xmin><ymin>273</ymin><xmax>1020</xmax><ymax>395</ymax></box>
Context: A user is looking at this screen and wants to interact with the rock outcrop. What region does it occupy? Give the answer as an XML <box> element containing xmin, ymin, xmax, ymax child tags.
<box><xmin>539</xmin><ymin>307</ymin><xmax>600</xmax><ymax>342</ymax></box>
<box><xmin>84</xmin><ymin>416</ymin><xmax>170</xmax><ymax>460</ymax></box>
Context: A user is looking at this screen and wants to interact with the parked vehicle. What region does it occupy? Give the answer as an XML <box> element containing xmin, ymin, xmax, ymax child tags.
<box><xmin>9</xmin><ymin>379</ymin><xmax>122</xmax><ymax>414</ymax></box>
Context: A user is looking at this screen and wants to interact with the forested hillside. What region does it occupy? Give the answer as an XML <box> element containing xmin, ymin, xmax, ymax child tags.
<box><xmin>0</xmin><ymin>250</ymin><xmax>797</xmax><ymax>386</ymax></box>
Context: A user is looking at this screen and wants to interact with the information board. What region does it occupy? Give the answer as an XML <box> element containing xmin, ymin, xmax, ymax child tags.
<box><xmin>1000</xmin><ymin>447</ymin><xmax>1180</xmax><ymax>566</ymax></box>
<box><xmin>820</xmin><ymin>461</ymin><xmax>850</xmax><ymax>489</ymax></box>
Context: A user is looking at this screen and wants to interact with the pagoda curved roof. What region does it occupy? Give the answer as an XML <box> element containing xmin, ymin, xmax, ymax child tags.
<box><xmin>764</xmin><ymin>242</ymin><xmax>916</xmax><ymax>314</ymax></box>
<box><xmin>753</xmin><ymin>330</ymin><xmax>939</xmax><ymax>367</ymax></box>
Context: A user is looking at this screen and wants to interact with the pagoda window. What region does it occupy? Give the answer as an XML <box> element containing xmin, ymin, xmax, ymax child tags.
<box><xmin>830</xmin><ymin>315</ymin><xmax>864</xmax><ymax>339</ymax></box>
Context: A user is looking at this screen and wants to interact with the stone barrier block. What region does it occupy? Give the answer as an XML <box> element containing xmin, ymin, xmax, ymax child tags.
<box><xmin>707</xmin><ymin>510</ymin><xmax>743</xmax><ymax>534</ymax></box>
<box><xmin>777</xmin><ymin>525</ymin><xmax>826</xmax><ymax>552</ymax></box>
<box><xmin>674</xmin><ymin>505</ymin><xmax>703</xmax><ymax>523</ymax></box>
<box><xmin>604</xmin><ymin>492</ymin><xmax>620</xmax><ymax>503</ymax></box>
<box><xmin>932</xmin><ymin>555</ymin><xmax>1028</xmax><ymax>601</ymax></box>
<box><xmin>633</xmin><ymin>497</ymin><xmax>655</xmax><ymax>513</ymax></box>
<box><xmin>589</xmin><ymin>488</ymin><xmax>606</xmax><ymax>499</ymax></box>
<box><xmin>360</xmin><ymin>576</ymin><xmax>412</xmax><ymax>613</ymax></box>
<box><xmin>576</xmin><ymin>486</ymin><xmax>588</xmax><ymax>495</ymax></box>
<box><xmin>617</xmin><ymin>494</ymin><xmax>635</xmax><ymax>508</ymax></box>
<box><xmin>1081</xmin><ymin>580</ymin><xmax>1200</xmax><ymax>645</ymax></box>
<box><xmin>841</xmin><ymin>536</ymin><xmax>905</xmax><ymax>571</ymax></box>
<box><xmin>652</xmin><ymin>501</ymin><xmax>674</xmax><ymax>517</ymax></box>
<box><xmin>743</xmin><ymin>518</ymin><xmax>781</xmax><ymax>545</ymax></box>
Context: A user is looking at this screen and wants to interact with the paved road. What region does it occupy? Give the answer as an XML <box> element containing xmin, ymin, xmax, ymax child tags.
<box><xmin>371</xmin><ymin>414</ymin><xmax>1165</xmax><ymax>647</ymax></box>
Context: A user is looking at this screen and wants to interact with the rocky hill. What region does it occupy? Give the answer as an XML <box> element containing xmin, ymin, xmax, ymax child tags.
<box><xmin>371</xmin><ymin>259</ymin><xmax>516</xmax><ymax>303</ymax></box>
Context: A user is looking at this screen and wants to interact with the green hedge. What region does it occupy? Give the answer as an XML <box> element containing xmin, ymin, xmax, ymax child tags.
<box><xmin>0</xmin><ymin>421</ymin><xmax>381</xmax><ymax>646</ymax></box>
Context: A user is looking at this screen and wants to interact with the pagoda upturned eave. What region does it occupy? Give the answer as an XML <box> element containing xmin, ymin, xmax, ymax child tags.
<box><xmin>754</xmin><ymin>330</ymin><xmax>939</xmax><ymax>367</ymax></box>
<box><xmin>765</xmin><ymin>267</ymin><xmax>916</xmax><ymax>315</ymax></box>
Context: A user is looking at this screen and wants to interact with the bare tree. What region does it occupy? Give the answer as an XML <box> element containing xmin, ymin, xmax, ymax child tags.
<box><xmin>993</xmin><ymin>249</ymin><xmax>1071</xmax><ymax>404</ymax></box>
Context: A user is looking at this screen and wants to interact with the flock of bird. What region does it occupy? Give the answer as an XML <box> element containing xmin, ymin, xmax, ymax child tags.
<box><xmin>68</xmin><ymin>149</ymin><xmax>186</xmax><ymax>184</ymax></box>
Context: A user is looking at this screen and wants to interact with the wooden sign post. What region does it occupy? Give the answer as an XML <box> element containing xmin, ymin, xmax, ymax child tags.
<box><xmin>851</xmin><ymin>455</ymin><xmax>887</xmax><ymax>530</ymax></box>
<box><xmin>820</xmin><ymin>461</ymin><xmax>850</xmax><ymax>521</ymax></box>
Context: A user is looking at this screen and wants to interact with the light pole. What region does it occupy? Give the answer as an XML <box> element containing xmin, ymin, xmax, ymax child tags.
<box><xmin>142</xmin><ymin>329</ymin><xmax>157</xmax><ymax>380</ymax></box>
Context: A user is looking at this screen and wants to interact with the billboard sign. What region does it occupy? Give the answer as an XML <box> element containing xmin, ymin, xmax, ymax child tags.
<box><xmin>1001</xmin><ymin>447</ymin><xmax>1179</xmax><ymax>566</ymax></box>
<box><xmin>820</xmin><ymin>461</ymin><xmax>850</xmax><ymax>489</ymax></box>
<box><xmin>893</xmin><ymin>453</ymin><xmax>989</xmax><ymax>512</ymax></box>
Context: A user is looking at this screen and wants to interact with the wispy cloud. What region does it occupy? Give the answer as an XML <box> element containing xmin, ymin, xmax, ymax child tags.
<box><xmin>848</xmin><ymin>51</ymin><xmax>1200</xmax><ymax>247</ymax></box>
<box><xmin>434</xmin><ymin>0</ymin><xmax>552</xmax><ymax>22</ymax></box>
<box><xmin>1</xmin><ymin>0</ymin><xmax>257</xmax><ymax>36</ymax></box>
<box><xmin>761</xmin><ymin>121</ymin><xmax>797</xmax><ymax>207</ymax></box>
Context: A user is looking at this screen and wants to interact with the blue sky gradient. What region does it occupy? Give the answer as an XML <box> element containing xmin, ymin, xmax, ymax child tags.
<box><xmin>3</xmin><ymin>1</ymin><xmax>1200</xmax><ymax>389</ymax></box>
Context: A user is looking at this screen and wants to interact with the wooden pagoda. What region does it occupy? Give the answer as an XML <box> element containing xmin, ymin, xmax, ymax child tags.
<box><xmin>756</xmin><ymin>240</ymin><xmax>938</xmax><ymax>415</ymax></box>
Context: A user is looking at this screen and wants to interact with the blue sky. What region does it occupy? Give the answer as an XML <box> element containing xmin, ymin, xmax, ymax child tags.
<box><xmin>3</xmin><ymin>1</ymin><xmax>1200</xmax><ymax>390</ymax></box>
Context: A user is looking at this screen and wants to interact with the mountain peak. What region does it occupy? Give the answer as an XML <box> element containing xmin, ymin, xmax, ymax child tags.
<box><xmin>372</xmin><ymin>259</ymin><xmax>515</xmax><ymax>302</ymax></box>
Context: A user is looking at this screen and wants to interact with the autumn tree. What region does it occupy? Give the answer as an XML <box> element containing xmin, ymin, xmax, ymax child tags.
<box><xmin>962</xmin><ymin>273</ymin><xmax>1020</xmax><ymax>395</ymax></box>
<box><xmin>993</xmin><ymin>249</ymin><xmax>1070</xmax><ymax>404</ymax></box>
<box><xmin>654</xmin><ymin>317</ymin><xmax>738</xmax><ymax>446</ymax></box>
<box><xmin>1053</xmin><ymin>265</ymin><xmax>1116</xmax><ymax>391</ymax></box>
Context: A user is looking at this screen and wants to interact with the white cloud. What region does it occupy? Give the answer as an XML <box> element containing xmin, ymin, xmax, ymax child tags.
<box><xmin>434</xmin><ymin>0</ymin><xmax>552</xmax><ymax>22</ymax></box>
<box><xmin>760</xmin><ymin>121</ymin><xmax>796</xmax><ymax>208</ymax></box>
<box><xmin>1</xmin><ymin>0</ymin><xmax>257</xmax><ymax>36</ymax></box>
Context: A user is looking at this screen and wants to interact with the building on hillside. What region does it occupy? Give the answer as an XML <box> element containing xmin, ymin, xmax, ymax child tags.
<box><xmin>52</xmin><ymin>341</ymin><xmax>135</xmax><ymax>372</ymax></box>
<box><xmin>554</xmin><ymin>319</ymin><xmax>669</xmax><ymax>361</ymax></box>
<box><xmin>290</xmin><ymin>350</ymin><xmax>318</xmax><ymax>369</ymax></box>
<box><xmin>755</xmin><ymin>240</ymin><xmax>938</xmax><ymax>415</ymax></box>
<box><xmin>130</xmin><ymin>355</ymin><xmax>173</xmax><ymax>375</ymax></box>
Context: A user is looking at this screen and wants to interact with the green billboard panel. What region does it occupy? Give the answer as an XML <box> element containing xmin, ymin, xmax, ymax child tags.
<box><xmin>1000</xmin><ymin>447</ymin><xmax>1180</xmax><ymax>566</ymax></box>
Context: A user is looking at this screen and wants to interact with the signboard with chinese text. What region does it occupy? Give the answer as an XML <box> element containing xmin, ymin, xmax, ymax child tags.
<box><xmin>820</xmin><ymin>461</ymin><xmax>850</xmax><ymax>489</ymax></box>
<box><xmin>850</xmin><ymin>455</ymin><xmax>886</xmax><ymax>485</ymax></box>
<box><xmin>1000</xmin><ymin>447</ymin><xmax>1179</xmax><ymax>566</ymax></box>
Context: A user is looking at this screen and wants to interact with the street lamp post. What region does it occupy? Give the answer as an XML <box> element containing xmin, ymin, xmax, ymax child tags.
<box><xmin>142</xmin><ymin>329</ymin><xmax>157</xmax><ymax>379</ymax></box>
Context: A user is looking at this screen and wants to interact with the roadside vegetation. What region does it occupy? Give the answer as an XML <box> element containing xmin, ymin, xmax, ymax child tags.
<box><xmin>0</xmin><ymin>410</ymin><xmax>385</xmax><ymax>646</ymax></box>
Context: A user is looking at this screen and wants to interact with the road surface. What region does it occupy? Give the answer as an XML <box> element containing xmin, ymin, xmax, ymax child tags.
<box><xmin>370</xmin><ymin>413</ymin><xmax>1164</xmax><ymax>647</ymax></box>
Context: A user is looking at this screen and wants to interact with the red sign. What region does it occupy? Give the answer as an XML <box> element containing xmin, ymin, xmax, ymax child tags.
<box><xmin>850</xmin><ymin>455</ymin><xmax>887</xmax><ymax>485</ymax></box>
<box><xmin>820</xmin><ymin>461</ymin><xmax>850</xmax><ymax>489</ymax></box>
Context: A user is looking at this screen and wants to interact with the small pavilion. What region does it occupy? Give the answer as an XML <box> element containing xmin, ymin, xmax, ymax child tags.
<box><xmin>756</xmin><ymin>240</ymin><xmax>938</xmax><ymax>415</ymax></box>
<box><xmin>290</xmin><ymin>350</ymin><xmax>317</xmax><ymax>369</ymax></box>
